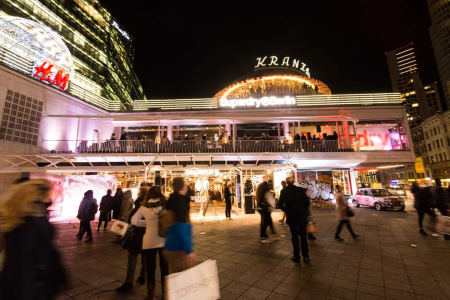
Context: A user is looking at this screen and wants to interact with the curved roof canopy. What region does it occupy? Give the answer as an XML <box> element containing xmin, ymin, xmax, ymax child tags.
<box><xmin>214</xmin><ymin>69</ymin><xmax>331</xmax><ymax>99</ymax></box>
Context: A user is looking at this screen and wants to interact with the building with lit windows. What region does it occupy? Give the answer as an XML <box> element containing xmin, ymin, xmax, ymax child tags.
<box><xmin>0</xmin><ymin>0</ymin><xmax>146</xmax><ymax>109</ymax></box>
<box><xmin>428</xmin><ymin>0</ymin><xmax>450</xmax><ymax>110</ymax></box>
<box><xmin>386</xmin><ymin>44</ymin><xmax>443</xmax><ymax>127</ymax></box>
<box><xmin>0</xmin><ymin>48</ymin><xmax>416</xmax><ymax>216</ymax></box>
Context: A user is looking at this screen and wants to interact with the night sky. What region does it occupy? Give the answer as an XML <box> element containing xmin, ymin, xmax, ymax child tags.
<box><xmin>101</xmin><ymin>0</ymin><xmax>436</xmax><ymax>100</ymax></box>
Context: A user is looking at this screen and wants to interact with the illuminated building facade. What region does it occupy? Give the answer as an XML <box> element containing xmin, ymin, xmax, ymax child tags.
<box><xmin>0</xmin><ymin>0</ymin><xmax>146</xmax><ymax>109</ymax></box>
<box><xmin>428</xmin><ymin>0</ymin><xmax>450</xmax><ymax>110</ymax></box>
<box><xmin>386</xmin><ymin>44</ymin><xmax>443</xmax><ymax>128</ymax></box>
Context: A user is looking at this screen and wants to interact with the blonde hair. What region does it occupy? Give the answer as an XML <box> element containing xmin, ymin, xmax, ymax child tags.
<box><xmin>0</xmin><ymin>179</ymin><xmax>51</xmax><ymax>232</ymax></box>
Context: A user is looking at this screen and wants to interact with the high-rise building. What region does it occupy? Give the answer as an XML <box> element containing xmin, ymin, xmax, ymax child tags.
<box><xmin>386</xmin><ymin>44</ymin><xmax>443</xmax><ymax>127</ymax></box>
<box><xmin>0</xmin><ymin>0</ymin><xmax>146</xmax><ymax>108</ymax></box>
<box><xmin>428</xmin><ymin>0</ymin><xmax>450</xmax><ymax>110</ymax></box>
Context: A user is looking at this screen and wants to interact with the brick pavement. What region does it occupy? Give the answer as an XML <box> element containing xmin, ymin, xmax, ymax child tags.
<box><xmin>52</xmin><ymin>203</ymin><xmax>450</xmax><ymax>300</ymax></box>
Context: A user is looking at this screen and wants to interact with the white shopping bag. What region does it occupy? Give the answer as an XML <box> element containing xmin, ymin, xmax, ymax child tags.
<box><xmin>166</xmin><ymin>259</ymin><xmax>220</xmax><ymax>300</ymax></box>
<box><xmin>110</xmin><ymin>220</ymin><xmax>129</xmax><ymax>236</ymax></box>
<box><xmin>436</xmin><ymin>215</ymin><xmax>450</xmax><ymax>235</ymax></box>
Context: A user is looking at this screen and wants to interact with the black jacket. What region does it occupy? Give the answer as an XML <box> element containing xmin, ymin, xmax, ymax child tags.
<box><xmin>411</xmin><ymin>185</ymin><xmax>430</xmax><ymax>212</ymax></box>
<box><xmin>224</xmin><ymin>187</ymin><xmax>231</xmax><ymax>201</ymax></box>
<box><xmin>279</xmin><ymin>185</ymin><xmax>310</xmax><ymax>225</ymax></box>
<box><xmin>166</xmin><ymin>192</ymin><xmax>190</xmax><ymax>223</ymax></box>
<box><xmin>77</xmin><ymin>196</ymin><xmax>97</xmax><ymax>221</ymax></box>
<box><xmin>0</xmin><ymin>215</ymin><xmax>67</xmax><ymax>300</ymax></box>
<box><xmin>99</xmin><ymin>195</ymin><xmax>113</xmax><ymax>221</ymax></box>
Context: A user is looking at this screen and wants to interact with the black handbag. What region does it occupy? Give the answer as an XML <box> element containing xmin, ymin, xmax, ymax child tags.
<box><xmin>120</xmin><ymin>227</ymin><xmax>135</xmax><ymax>249</ymax></box>
<box><xmin>347</xmin><ymin>207</ymin><xmax>355</xmax><ymax>218</ymax></box>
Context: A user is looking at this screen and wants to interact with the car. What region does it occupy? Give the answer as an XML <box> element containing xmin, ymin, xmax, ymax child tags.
<box><xmin>353</xmin><ymin>188</ymin><xmax>405</xmax><ymax>211</ymax></box>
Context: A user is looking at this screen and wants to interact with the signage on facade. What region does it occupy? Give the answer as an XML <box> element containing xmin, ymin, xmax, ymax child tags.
<box><xmin>255</xmin><ymin>56</ymin><xmax>310</xmax><ymax>78</ymax></box>
<box><xmin>219</xmin><ymin>96</ymin><xmax>296</xmax><ymax>109</ymax></box>
<box><xmin>112</xmin><ymin>20</ymin><xmax>131</xmax><ymax>42</ymax></box>
<box><xmin>415</xmin><ymin>157</ymin><xmax>425</xmax><ymax>174</ymax></box>
<box><xmin>32</xmin><ymin>61</ymin><xmax>70</xmax><ymax>91</ymax></box>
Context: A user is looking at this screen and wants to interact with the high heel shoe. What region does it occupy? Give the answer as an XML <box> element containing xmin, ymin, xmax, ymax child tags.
<box><xmin>419</xmin><ymin>229</ymin><xmax>428</xmax><ymax>236</ymax></box>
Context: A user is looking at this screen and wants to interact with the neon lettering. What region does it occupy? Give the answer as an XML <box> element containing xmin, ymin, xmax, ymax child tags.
<box><xmin>255</xmin><ymin>57</ymin><xmax>267</xmax><ymax>68</ymax></box>
<box><xmin>292</xmin><ymin>59</ymin><xmax>300</xmax><ymax>69</ymax></box>
<box><xmin>281</xmin><ymin>57</ymin><xmax>290</xmax><ymax>66</ymax></box>
<box><xmin>52</xmin><ymin>70</ymin><xmax>70</xmax><ymax>90</ymax></box>
<box><xmin>34</xmin><ymin>62</ymin><xmax>53</xmax><ymax>81</ymax></box>
<box><xmin>268</xmin><ymin>56</ymin><xmax>279</xmax><ymax>66</ymax></box>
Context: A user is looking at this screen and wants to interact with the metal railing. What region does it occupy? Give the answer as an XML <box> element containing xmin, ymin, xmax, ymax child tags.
<box><xmin>40</xmin><ymin>139</ymin><xmax>360</xmax><ymax>154</ymax></box>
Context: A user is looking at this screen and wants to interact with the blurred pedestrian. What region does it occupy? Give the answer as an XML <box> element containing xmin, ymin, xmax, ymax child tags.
<box><xmin>278</xmin><ymin>180</ymin><xmax>287</xmax><ymax>224</ymax></box>
<box><xmin>112</xmin><ymin>188</ymin><xmax>124</xmax><ymax>220</ymax></box>
<box><xmin>164</xmin><ymin>177</ymin><xmax>195</xmax><ymax>273</ymax></box>
<box><xmin>118</xmin><ymin>190</ymin><xmax>134</xmax><ymax>222</ymax></box>
<box><xmin>431</xmin><ymin>178</ymin><xmax>450</xmax><ymax>240</ymax></box>
<box><xmin>411</xmin><ymin>182</ymin><xmax>435</xmax><ymax>235</ymax></box>
<box><xmin>257</xmin><ymin>181</ymin><xmax>276</xmax><ymax>244</ymax></box>
<box><xmin>0</xmin><ymin>179</ymin><xmax>68</xmax><ymax>300</ymax></box>
<box><xmin>97</xmin><ymin>189</ymin><xmax>113</xmax><ymax>231</ymax></box>
<box><xmin>279</xmin><ymin>177</ymin><xmax>310</xmax><ymax>263</ymax></box>
<box><xmin>335</xmin><ymin>185</ymin><xmax>359</xmax><ymax>241</ymax></box>
<box><xmin>131</xmin><ymin>186</ymin><xmax>168</xmax><ymax>299</ymax></box>
<box><xmin>116</xmin><ymin>187</ymin><xmax>148</xmax><ymax>293</ymax></box>
<box><xmin>224</xmin><ymin>183</ymin><xmax>233</xmax><ymax>220</ymax></box>
<box><xmin>77</xmin><ymin>190</ymin><xmax>98</xmax><ymax>242</ymax></box>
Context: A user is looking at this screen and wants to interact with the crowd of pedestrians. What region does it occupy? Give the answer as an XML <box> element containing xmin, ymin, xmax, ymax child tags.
<box><xmin>411</xmin><ymin>178</ymin><xmax>450</xmax><ymax>239</ymax></box>
<box><xmin>5</xmin><ymin>174</ymin><xmax>450</xmax><ymax>300</ymax></box>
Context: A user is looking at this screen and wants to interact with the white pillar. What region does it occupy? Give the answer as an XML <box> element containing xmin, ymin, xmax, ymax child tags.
<box><xmin>349</xmin><ymin>168</ymin><xmax>358</xmax><ymax>195</ymax></box>
<box><xmin>283</xmin><ymin>121</ymin><xmax>290</xmax><ymax>138</ymax></box>
<box><xmin>225</xmin><ymin>123</ymin><xmax>231</xmax><ymax>136</ymax></box>
<box><xmin>219</xmin><ymin>124</ymin><xmax>222</xmax><ymax>136</ymax></box>
<box><xmin>167</xmin><ymin>124</ymin><xmax>173</xmax><ymax>141</ymax></box>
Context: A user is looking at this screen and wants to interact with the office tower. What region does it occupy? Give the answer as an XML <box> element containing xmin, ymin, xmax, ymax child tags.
<box><xmin>386</xmin><ymin>44</ymin><xmax>443</xmax><ymax>127</ymax></box>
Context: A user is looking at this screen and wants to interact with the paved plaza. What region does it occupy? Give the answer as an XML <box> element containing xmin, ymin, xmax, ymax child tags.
<box><xmin>53</xmin><ymin>201</ymin><xmax>450</xmax><ymax>300</ymax></box>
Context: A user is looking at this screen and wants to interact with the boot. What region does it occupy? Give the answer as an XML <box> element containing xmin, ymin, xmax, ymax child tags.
<box><xmin>116</xmin><ymin>283</ymin><xmax>133</xmax><ymax>293</ymax></box>
<box><xmin>419</xmin><ymin>229</ymin><xmax>428</xmax><ymax>236</ymax></box>
<box><xmin>335</xmin><ymin>235</ymin><xmax>344</xmax><ymax>242</ymax></box>
<box><xmin>146</xmin><ymin>283</ymin><xmax>155</xmax><ymax>300</ymax></box>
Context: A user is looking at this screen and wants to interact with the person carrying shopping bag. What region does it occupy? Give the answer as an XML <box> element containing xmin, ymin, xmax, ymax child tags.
<box><xmin>163</xmin><ymin>177</ymin><xmax>196</xmax><ymax>274</ymax></box>
<box><xmin>131</xmin><ymin>186</ymin><xmax>168</xmax><ymax>299</ymax></box>
<box><xmin>335</xmin><ymin>185</ymin><xmax>359</xmax><ymax>241</ymax></box>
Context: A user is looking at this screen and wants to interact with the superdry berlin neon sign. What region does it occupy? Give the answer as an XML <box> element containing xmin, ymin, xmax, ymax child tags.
<box><xmin>255</xmin><ymin>56</ymin><xmax>310</xmax><ymax>78</ymax></box>
<box><xmin>219</xmin><ymin>96</ymin><xmax>296</xmax><ymax>109</ymax></box>
<box><xmin>32</xmin><ymin>61</ymin><xmax>70</xmax><ymax>91</ymax></box>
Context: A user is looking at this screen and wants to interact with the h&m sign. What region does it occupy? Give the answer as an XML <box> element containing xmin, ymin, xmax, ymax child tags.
<box><xmin>32</xmin><ymin>61</ymin><xmax>70</xmax><ymax>91</ymax></box>
<box><xmin>255</xmin><ymin>56</ymin><xmax>310</xmax><ymax>78</ymax></box>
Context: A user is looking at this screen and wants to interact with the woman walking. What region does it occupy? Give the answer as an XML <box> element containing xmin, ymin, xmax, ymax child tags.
<box><xmin>257</xmin><ymin>181</ymin><xmax>276</xmax><ymax>244</ymax></box>
<box><xmin>77</xmin><ymin>190</ymin><xmax>97</xmax><ymax>242</ymax></box>
<box><xmin>116</xmin><ymin>187</ymin><xmax>148</xmax><ymax>293</ymax></box>
<box><xmin>335</xmin><ymin>185</ymin><xmax>358</xmax><ymax>241</ymax></box>
<box><xmin>112</xmin><ymin>188</ymin><xmax>124</xmax><ymax>220</ymax></box>
<box><xmin>164</xmin><ymin>177</ymin><xmax>196</xmax><ymax>274</ymax></box>
<box><xmin>131</xmin><ymin>186</ymin><xmax>169</xmax><ymax>299</ymax></box>
<box><xmin>0</xmin><ymin>179</ymin><xmax>67</xmax><ymax>300</ymax></box>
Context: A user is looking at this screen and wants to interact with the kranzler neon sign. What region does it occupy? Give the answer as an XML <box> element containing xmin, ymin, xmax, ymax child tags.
<box><xmin>32</xmin><ymin>61</ymin><xmax>70</xmax><ymax>91</ymax></box>
<box><xmin>219</xmin><ymin>96</ymin><xmax>296</xmax><ymax>109</ymax></box>
<box><xmin>255</xmin><ymin>56</ymin><xmax>310</xmax><ymax>78</ymax></box>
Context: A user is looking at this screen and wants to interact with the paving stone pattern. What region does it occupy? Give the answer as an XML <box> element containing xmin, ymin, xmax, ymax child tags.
<box><xmin>52</xmin><ymin>203</ymin><xmax>450</xmax><ymax>299</ymax></box>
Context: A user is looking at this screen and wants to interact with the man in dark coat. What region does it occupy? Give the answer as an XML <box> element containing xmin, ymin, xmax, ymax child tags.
<box><xmin>279</xmin><ymin>177</ymin><xmax>310</xmax><ymax>263</ymax></box>
<box><xmin>411</xmin><ymin>182</ymin><xmax>435</xmax><ymax>235</ymax></box>
<box><xmin>77</xmin><ymin>190</ymin><xmax>97</xmax><ymax>242</ymax></box>
<box><xmin>224</xmin><ymin>184</ymin><xmax>232</xmax><ymax>220</ymax></box>
<box><xmin>112</xmin><ymin>188</ymin><xmax>124</xmax><ymax>220</ymax></box>
<box><xmin>97</xmin><ymin>189</ymin><xmax>113</xmax><ymax>231</ymax></box>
